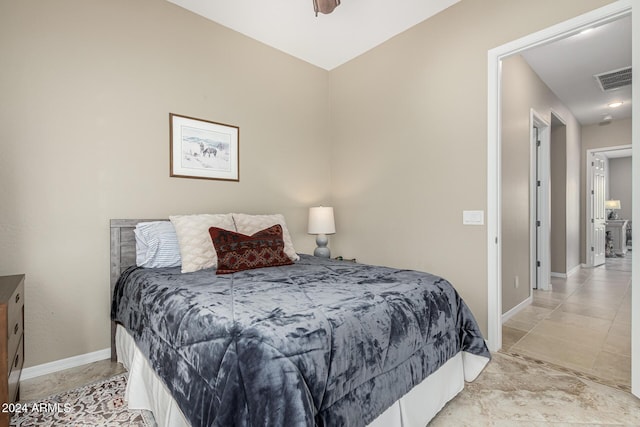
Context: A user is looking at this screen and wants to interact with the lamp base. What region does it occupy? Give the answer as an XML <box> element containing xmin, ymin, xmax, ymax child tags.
<box><xmin>314</xmin><ymin>234</ymin><xmax>331</xmax><ymax>258</ymax></box>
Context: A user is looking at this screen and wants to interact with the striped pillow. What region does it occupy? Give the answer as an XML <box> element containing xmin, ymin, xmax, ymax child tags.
<box><xmin>134</xmin><ymin>221</ymin><xmax>182</xmax><ymax>268</ymax></box>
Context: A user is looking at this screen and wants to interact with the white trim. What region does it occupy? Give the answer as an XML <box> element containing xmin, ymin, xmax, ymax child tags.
<box><xmin>589</xmin><ymin>144</ymin><xmax>636</xmax><ymax>152</ymax></box>
<box><xmin>631</xmin><ymin>0</ymin><xmax>639</xmax><ymax>397</ymax></box>
<box><xmin>551</xmin><ymin>263</ymin><xmax>580</xmax><ymax>279</ymax></box>
<box><xmin>566</xmin><ymin>264</ymin><xmax>581</xmax><ymax>278</ymax></box>
<box><xmin>530</xmin><ymin>110</ymin><xmax>551</xmax><ymax>291</ymax></box>
<box><xmin>501</xmin><ymin>295</ymin><xmax>532</xmax><ymax>324</ymax></box>
<box><xmin>529</xmin><ymin>110</ymin><xmax>539</xmax><ymax>293</ymax></box>
<box><xmin>20</xmin><ymin>348</ymin><xmax>111</xmax><ymax>381</ymax></box>
<box><xmin>486</xmin><ymin>0</ymin><xmax>632</xmax><ymax>358</ymax></box>
<box><xmin>486</xmin><ymin>45</ymin><xmax>502</xmax><ymax>353</ymax></box>
<box><xmin>549</xmin><ymin>109</ymin><xmax>567</xmax><ymax>126</ymax></box>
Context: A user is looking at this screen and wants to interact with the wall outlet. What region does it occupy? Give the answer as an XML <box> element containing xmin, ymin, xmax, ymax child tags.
<box><xmin>514</xmin><ymin>276</ymin><xmax>519</xmax><ymax>288</ymax></box>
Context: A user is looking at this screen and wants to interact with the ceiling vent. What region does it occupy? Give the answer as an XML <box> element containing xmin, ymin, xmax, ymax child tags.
<box><xmin>594</xmin><ymin>66</ymin><xmax>632</xmax><ymax>91</ymax></box>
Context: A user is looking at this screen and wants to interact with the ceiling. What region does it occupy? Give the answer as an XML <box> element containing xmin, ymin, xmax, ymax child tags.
<box><xmin>521</xmin><ymin>15</ymin><xmax>632</xmax><ymax>125</ymax></box>
<box><xmin>167</xmin><ymin>1</ymin><xmax>631</xmax><ymax>126</ymax></box>
<box><xmin>166</xmin><ymin>0</ymin><xmax>460</xmax><ymax>70</ymax></box>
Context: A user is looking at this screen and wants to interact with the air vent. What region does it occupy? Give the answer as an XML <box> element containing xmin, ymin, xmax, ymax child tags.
<box><xmin>594</xmin><ymin>67</ymin><xmax>632</xmax><ymax>91</ymax></box>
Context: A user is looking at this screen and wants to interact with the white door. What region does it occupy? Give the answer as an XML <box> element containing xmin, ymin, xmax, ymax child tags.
<box><xmin>591</xmin><ymin>153</ymin><xmax>606</xmax><ymax>267</ymax></box>
<box><xmin>531</xmin><ymin>114</ymin><xmax>550</xmax><ymax>291</ymax></box>
<box><xmin>535</xmin><ymin>126</ymin><xmax>544</xmax><ymax>289</ymax></box>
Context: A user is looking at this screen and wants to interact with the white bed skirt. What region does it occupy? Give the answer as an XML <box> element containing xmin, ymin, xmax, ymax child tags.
<box><xmin>116</xmin><ymin>325</ymin><xmax>488</xmax><ymax>427</ymax></box>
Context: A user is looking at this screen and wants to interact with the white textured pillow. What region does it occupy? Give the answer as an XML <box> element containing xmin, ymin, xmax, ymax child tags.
<box><xmin>170</xmin><ymin>214</ymin><xmax>236</xmax><ymax>273</ymax></box>
<box><xmin>134</xmin><ymin>221</ymin><xmax>181</xmax><ymax>268</ymax></box>
<box><xmin>232</xmin><ymin>213</ymin><xmax>299</xmax><ymax>261</ymax></box>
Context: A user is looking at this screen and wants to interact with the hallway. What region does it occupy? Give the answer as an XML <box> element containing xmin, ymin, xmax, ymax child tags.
<box><xmin>502</xmin><ymin>254</ymin><xmax>632</xmax><ymax>391</ymax></box>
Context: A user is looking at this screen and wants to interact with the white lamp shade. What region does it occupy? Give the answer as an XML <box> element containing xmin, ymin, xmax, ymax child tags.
<box><xmin>605</xmin><ymin>200</ymin><xmax>621</xmax><ymax>209</ymax></box>
<box><xmin>308</xmin><ymin>206</ymin><xmax>336</xmax><ymax>234</ymax></box>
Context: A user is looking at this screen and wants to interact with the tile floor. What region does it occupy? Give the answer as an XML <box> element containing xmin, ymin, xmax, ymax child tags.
<box><xmin>503</xmin><ymin>252</ymin><xmax>632</xmax><ymax>390</ymax></box>
<box><xmin>430</xmin><ymin>352</ymin><xmax>640</xmax><ymax>426</ymax></box>
<box><xmin>19</xmin><ymin>358</ymin><xmax>126</xmax><ymax>401</ymax></box>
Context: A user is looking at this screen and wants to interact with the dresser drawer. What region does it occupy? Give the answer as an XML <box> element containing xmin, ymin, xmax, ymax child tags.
<box><xmin>0</xmin><ymin>274</ymin><xmax>25</xmax><ymax>427</ymax></box>
<box><xmin>8</xmin><ymin>335</ymin><xmax>23</xmax><ymax>404</ymax></box>
<box><xmin>6</xmin><ymin>281</ymin><xmax>24</xmax><ymax>372</ymax></box>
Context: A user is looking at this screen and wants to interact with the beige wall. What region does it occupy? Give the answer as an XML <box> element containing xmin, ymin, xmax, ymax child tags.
<box><xmin>580</xmin><ymin>118</ymin><xmax>632</xmax><ymax>263</ymax></box>
<box><xmin>0</xmin><ymin>0</ymin><xmax>331</xmax><ymax>367</ymax></box>
<box><xmin>609</xmin><ymin>157</ymin><xmax>632</xmax><ymax>221</ymax></box>
<box><xmin>500</xmin><ymin>54</ymin><xmax>581</xmax><ymax>313</ymax></box>
<box><xmin>330</xmin><ymin>0</ymin><xmax>613</xmax><ymax>325</ymax></box>
<box><xmin>0</xmin><ymin>0</ymin><xmax>619</xmax><ymax>367</ymax></box>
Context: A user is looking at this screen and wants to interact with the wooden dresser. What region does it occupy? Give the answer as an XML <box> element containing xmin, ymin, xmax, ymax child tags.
<box><xmin>0</xmin><ymin>275</ymin><xmax>24</xmax><ymax>427</ymax></box>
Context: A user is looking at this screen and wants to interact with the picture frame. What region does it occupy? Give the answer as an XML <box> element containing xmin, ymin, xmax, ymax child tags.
<box><xmin>170</xmin><ymin>113</ymin><xmax>239</xmax><ymax>181</ymax></box>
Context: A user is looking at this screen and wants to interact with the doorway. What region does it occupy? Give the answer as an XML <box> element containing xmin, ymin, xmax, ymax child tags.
<box><xmin>486</xmin><ymin>1</ymin><xmax>638</xmax><ymax>397</ymax></box>
<box><xmin>588</xmin><ymin>150</ymin><xmax>608</xmax><ymax>267</ymax></box>
<box><xmin>549</xmin><ymin>113</ymin><xmax>569</xmax><ymax>278</ymax></box>
<box><xmin>530</xmin><ymin>111</ymin><xmax>551</xmax><ymax>291</ymax></box>
<box><xmin>586</xmin><ymin>145</ymin><xmax>633</xmax><ymax>267</ymax></box>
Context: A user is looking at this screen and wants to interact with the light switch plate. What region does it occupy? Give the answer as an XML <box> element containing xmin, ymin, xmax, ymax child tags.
<box><xmin>463</xmin><ymin>210</ymin><xmax>484</xmax><ymax>225</ymax></box>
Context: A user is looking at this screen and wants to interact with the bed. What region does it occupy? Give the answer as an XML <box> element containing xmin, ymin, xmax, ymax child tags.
<box><xmin>110</xmin><ymin>218</ymin><xmax>490</xmax><ymax>427</ymax></box>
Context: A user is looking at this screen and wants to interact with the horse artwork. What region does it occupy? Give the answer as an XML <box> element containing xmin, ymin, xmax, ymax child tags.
<box><xmin>178</xmin><ymin>134</ymin><xmax>230</xmax><ymax>176</ymax></box>
<box><xmin>170</xmin><ymin>113</ymin><xmax>239</xmax><ymax>181</ymax></box>
<box><xmin>203</xmin><ymin>147</ymin><xmax>217</xmax><ymax>157</ymax></box>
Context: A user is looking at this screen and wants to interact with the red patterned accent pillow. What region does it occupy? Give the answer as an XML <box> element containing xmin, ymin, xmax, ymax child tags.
<box><xmin>209</xmin><ymin>224</ymin><xmax>294</xmax><ymax>274</ymax></box>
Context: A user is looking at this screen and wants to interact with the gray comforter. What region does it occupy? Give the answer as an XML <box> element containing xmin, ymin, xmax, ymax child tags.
<box><xmin>111</xmin><ymin>254</ymin><xmax>489</xmax><ymax>427</ymax></box>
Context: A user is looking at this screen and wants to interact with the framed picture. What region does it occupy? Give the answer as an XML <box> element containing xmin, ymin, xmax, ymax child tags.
<box><xmin>170</xmin><ymin>113</ymin><xmax>239</xmax><ymax>181</ymax></box>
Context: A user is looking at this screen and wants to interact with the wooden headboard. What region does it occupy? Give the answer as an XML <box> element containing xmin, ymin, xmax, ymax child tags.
<box><xmin>110</xmin><ymin>218</ymin><xmax>165</xmax><ymax>359</ymax></box>
<box><xmin>109</xmin><ymin>219</ymin><xmax>168</xmax><ymax>290</ymax></box>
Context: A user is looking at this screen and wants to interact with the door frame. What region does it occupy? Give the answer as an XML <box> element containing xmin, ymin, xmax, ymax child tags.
<box><xmin>486</xmin><ymin>0</ymin><xmax>638</xmax><ymax>397</ymax></box>
<box><xmin>530</xmin><ymin>110</ymin><xmax>551</xmax><ymax>291</ymax></box>
<box><xmin>585</xmin><ymin>145</ymin><xmax>631</xmax><ymax>267</ymax></box>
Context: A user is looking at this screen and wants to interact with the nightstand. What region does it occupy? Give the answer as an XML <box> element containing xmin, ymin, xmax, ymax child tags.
<box><xmin>0</xmin><ymin>275</ymin><xmax>24</xmax><ymax>427</ymax></box>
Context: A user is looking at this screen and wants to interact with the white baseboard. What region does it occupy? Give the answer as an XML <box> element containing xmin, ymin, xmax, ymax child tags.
<box><xmin>566</xmin><ymin>264</ymin><xmax>581</xmax><ymax>277</ymax></box>
<box><xmin>21</xmin><ymin>348</ymin><xmax>111</xmax><ymax>381</ymax></box>
<box><xmin>501</xmin><ymin>295</ymin><xmax>532</xmax><ymax>324</ymax></box>
<box><xmin>551</xmin><ymin>264</ymin><xmax>581</xmax><ymax>279</ymax></box>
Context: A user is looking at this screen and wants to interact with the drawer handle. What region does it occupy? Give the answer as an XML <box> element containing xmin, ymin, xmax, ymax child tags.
<box><xmin>15</xmin><ymin>293</ymin><xmax>20</xmax><ymax>304</ymax></box>
<box><xmin>13</xmin><ymin>323</ymin><xmax>18</xmax><ymax>335</ymax></box>
<box><xmin>14</xmin><ymin>353</ymin><xmax>19</xmax><ymax>368</ymax></box>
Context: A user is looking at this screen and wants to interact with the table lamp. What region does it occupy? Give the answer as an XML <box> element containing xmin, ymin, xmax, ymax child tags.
<box><xmin>605</xmin><ymin>200</ymin><xmax>621</xmax><ymax>219</ymax></box>
<box><xmin>308</xmin><ymin>206</ymin><xmax>335</xmax><ymax>258</ymax></box>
